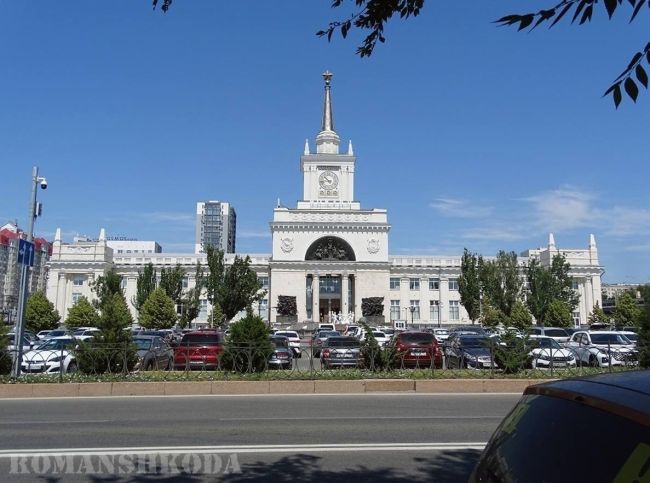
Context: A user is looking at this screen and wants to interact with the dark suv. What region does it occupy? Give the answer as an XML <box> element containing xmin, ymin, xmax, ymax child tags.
<box><xmin>173</xmin><ymin>330</ymin><xmax>224</xmax><ymax>370</ymax></box>
<box><xmin>392</xmin><ymin>331</ymin><xmax>442</xmax><ymax>368</ymax></box>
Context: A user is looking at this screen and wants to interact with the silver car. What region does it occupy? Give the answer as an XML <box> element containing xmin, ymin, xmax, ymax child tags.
<box><xmin>320</xmin><ymin>336</ymin><xmax>361</xmax><ymax>369</ymax></box>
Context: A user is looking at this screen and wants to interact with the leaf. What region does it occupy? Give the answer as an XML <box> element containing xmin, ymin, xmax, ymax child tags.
<box><xmin>579</xmin><ymin>4</ymin><xmax>593</xmax><ymax>24</ymax></box>
<box><xmin>613</xmin><ymin>84</ymin><xmax>622</xmax><ymax>108</ymax></box>
<box><xmin>518</xmin><ymin>14</ymin><xmax>534</xmax><ymax>30</ymax></box>
<box><xmin>550</xmin><ymin>2</ymin><xmax>574</xmax><ymax>27</ymax></box>
<box><xmin>630</xmin><ymin>0</ymin><xmax>647</xmax><ymax>21</ymax></box>
<box><xmin>624</xmin><ymin>77</ymin><xmax>639</xmax><ymax>101</ymax></box>
<box><xmin>603</xmin><ymin>81</ymin><xmax>622</xmax><ymax>96</ymax></box>
<box><xmin>571</xmin><ymin>1</ymin><xmax>587</xmax><ymax>23</ymax></box>
<box><xmin>636</xmin><ymin>65</ymin><xmax>649</xmax><ymax>88</ymax></box>
<box><xmin>605</xmin><ymin>0</ymin><xmax>618</xmax><ymax>18</ymax></box>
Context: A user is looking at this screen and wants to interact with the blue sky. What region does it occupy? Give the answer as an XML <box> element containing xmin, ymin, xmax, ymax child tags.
<box><xmin>1</xmin><ymin>1</ymin><xmax>649</xmax><ymax>283</ymax></box>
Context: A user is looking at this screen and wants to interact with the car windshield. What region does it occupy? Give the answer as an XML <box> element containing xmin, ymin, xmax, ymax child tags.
<box><xmin>327</xmin><ymin>338</ymin><xmax>359</xmax><ymax>348</ymax></box>
<box><xmin>623</xmin><ymin>333</ymin><xmax>638</xmax><ymax>342</ymax></box>
<box><xmin>319</xmin><ymin>331</ymin><xmax>339</xmax><ymax>338</ymax></box>
<box><xmin>372</xmin><ymin>332</ymin><xmax>386</xmax><ymax>338</ymax></box>
<box><xmin>591</xmin><ymin>334</ymin><xmax>631</xmax><ymax>345</ymax></box>
<box><xmin>460</xmin><ymin>337</ymin><xmax>489</xmax><ymax>348</ymax></box>
<box><xmin>180</xmin><ymin>334</ymin><xmax>222</xmax><ymax>345</ymax></box>
<box><xmin>134</xmin><ymin>339</ymin><xmax>152</xmax><ymax>350</ymax></box>
<box><xmin>271</xmin><ymin>337</ymin><xmax>289</xmax><ymax>347</ymax></box>
<box><xmin>535</xmin><ymin>338</ymin><xmax>561</xmax><ymax>349</ymax></box>
<box><xmin>36</xmin><ymin>339</ymin><xmax>74</xmax><ymax>351</ymax></box>
<box><xmin>435</xmin><ymin>330</ymin><xmax>449</xmax><ymax>335</ymax></box>
<box><xmin>73</xmin><ymin>329</ymin><xmax>85</xmax><ymax>335</ymax></box>
<box><xmin>276</xmin><ymin>332</ymin><xmax>298</xmax><ymax>338</ymax></box>
<box><xmin>400</xmin><ymin>333</ymin><xmax>434</xmax><ymax>343</ymax></box>
<box><xmin>545</xmin><ymin>329</ymin><xmax>568</xmax><ymax>337</ymax></box>
<box><xmin>48</xmin><ymin>330</ymin><xmax>67</xmax><ymax>337</ymax></box>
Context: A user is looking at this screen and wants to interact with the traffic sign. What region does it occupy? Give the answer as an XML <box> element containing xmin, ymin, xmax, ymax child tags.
<box><xmin>17</xmin><ymin>239</ymin><xmax>35</xmax><ymax>267</ymax></box>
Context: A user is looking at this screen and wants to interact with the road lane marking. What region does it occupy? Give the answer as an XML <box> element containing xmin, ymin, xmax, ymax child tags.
<box><xmin>0</xmin><ymin>420</ymin><xmax>110</xmax><ymax>425</ymax></box>
<box><xmin>217</xmin><ymin>416</ymin><xmax>501</xmax><ymax>421</ymax></box>
<box><xmin>0</xmin><ymin>442</ymin><xmax>488</xmax><ymax>457</ymax></box>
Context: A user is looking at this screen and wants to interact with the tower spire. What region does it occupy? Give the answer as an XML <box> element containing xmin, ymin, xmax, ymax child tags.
<box><xmin>316</xmin><ymin>70</ymin><xmax>340</xmax><ymax>154</ymax></box>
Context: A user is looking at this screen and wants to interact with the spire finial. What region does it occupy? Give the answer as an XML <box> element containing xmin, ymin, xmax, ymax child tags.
<box><xmin>321</xmin><ymin>70</ymin><xmax>335</xmax><ymax>133</ymax></box>
<box><xmin>548</xmin><ymin>233</ymin><xmax>556</xmax><ymax>250</ymax></box>
<box><xmin>316</xmin><ymin>70</ymin><xmax>340</xmax><ymax>154</ymax></box>
<box><xmin>322</xmin><ymin>70</ymin><xmax>333</xmax><ymax>85</ymax></box>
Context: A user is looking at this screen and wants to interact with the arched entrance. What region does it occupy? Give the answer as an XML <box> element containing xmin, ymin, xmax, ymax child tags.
<box><xmin>305</xmin><ymin>237</ymin><xmax>355</xmax><ymax>323</ymax></box>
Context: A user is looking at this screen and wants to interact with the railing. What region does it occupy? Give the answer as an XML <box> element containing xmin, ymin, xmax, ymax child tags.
<box><xmin>0</xmin><ymin>338</ymin><xmax>642</xmax><ymax>381</ymax></box>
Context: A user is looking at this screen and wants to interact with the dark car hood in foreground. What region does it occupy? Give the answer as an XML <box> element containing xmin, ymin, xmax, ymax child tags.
<box><xmin>462</xmin><ymin>347</ymin><xmax>492</xmax><ymax>357</ymax></box>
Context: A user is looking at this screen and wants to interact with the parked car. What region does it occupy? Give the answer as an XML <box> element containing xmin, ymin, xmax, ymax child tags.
<box><xmin>173</xmin><ymin>330</ymin><xmax>224</xmax><ymax>370</ymax></box>
<box><xmin>274</xmin><ymin>331</ymin><xmax>302</xmax><ymax>358</ymax></box>
<box><xmin>343</xmin><ymin>325</ymin><xmax>360</xmax><ymax>337</ymax></box>
<box><xmin>72</xmin><ymin>327</ymin><xmax>101</xmax><ymax>338</ymax></box>
<box><xmin>471</xmin><ymin>371</ymin><xmax>650</xmax><ymax>482</ymax></box>
<box><xmin>444</xmin><ymin>334</ymin><xmax>496</xmax><ymax>369</ymax></box>
<box><xmin>7</xmin><ymin>333</ymin><xmax>36</xmax><ymax>358</ymax></box>
<box><xmin>618</xmin><ymin>330</ymin><xmax>638</xmax><ymax>345</ymax></box>
<box><xmin>528</xmin><ymin>337</ymin><xmax>576</xmax><ymax>369</ymax></box>
<box><xmin>527</xmin><ymin>326</ymin><xmax>571</xmax><ymax>343</ymax></box>
<box><xmin>311</xmin><ymin>330</ymin><xmax>340</xmax><ymax>357</ymax></box>
<box><xmin>318</xmin><ymin>323</ymin><xmax>335</xmax><ymax>331</ymax></box>
<box><xmin>362</xmin><ymin>330</ymin><xmax>390</xmax><ymax>348</ymax></box>
<box><xmin>38</xmin><ymin>329</ymin><xmax>71</xmax><ymax>340</ymax></box>
<box><xmin>565</xmin><ymin>331</ymin><xmax>637</xmax><ymax>367</ymax></box>
<box><xmin>133</xmin><ymin>335</ymin><xmax>174</xmax><ymax>371</ymax></box>
<box><xmin>432</xmin><ymin>328</ymin><xmax>450</xmax><ymax>342</ymax></box>
<box><xmin>449</xmin><ymin>326</ymin><xmax>487</xmax><ymax>336</ymax></box>
<box><xmin>320</xmin><ymin>336</ymin><xmax>361</xmax><ymax>369</ymax></box>
<box><xmin>392</xmin><ymin>331</ymin><xmax>442</xmax><ymax>368</ymax></box>
<box><xmin>36</xmin><ymin>330</ymin><xmax>53</xmax><ymax>339</ymax></box>
<box><xmin>21</xmin><ymin>336</ymin><xmax>78</xmax><ymax>374</ymax></box>
<box><xmin>269</xmin><ymin>336</ymin><xmax>293</xmax><ymax>369</ymax></box>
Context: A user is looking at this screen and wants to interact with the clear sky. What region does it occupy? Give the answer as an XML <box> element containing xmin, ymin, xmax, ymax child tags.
<box><xmin>1</xmin><ymin>1</ymin><xmax>649</xmax><ymax>283</ymax></box>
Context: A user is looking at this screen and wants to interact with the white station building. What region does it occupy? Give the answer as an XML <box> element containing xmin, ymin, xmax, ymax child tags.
<box><xmin>45</xmin><ymin>72</ymin><xmax>604</xmax><ymax>328</ymax></box>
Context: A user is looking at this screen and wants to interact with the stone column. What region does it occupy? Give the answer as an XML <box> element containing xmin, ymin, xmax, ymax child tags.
<box><xmin>312</xmin><ymin>274</ymin><xmax>320</xmax><ymax>323</ymax></box>
<box><xmin>584</xmin><ymin>278</ymin><xmax>594</xmax><ymax>324</ymax></box>
<box><xmin>341</xmin><ymin>273</ymin><xmax>349</xmax><ymax>317</ymax></box>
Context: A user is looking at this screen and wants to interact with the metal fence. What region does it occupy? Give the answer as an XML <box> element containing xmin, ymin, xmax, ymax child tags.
<box><xmin>0</xmin><ymin>337</ymin><xmax>642</xmax><ymax>381</ymax></box>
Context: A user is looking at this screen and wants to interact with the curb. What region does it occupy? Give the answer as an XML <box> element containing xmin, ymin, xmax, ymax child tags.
<box><xmin>0</xmin><ymin>379</ymin><xmax>547</xmax><ymax>398</ymax></box>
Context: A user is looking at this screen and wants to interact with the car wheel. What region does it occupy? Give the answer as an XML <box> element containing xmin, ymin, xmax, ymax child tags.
<box><xmin>66</xmin><ymin>362</ymin><xmax>77</xmax><ymax>373</ymax></box>
<box><xmin>146</xmin><ymin>359</ymin><xmax>154</xmax><ymax>371</ymax></box>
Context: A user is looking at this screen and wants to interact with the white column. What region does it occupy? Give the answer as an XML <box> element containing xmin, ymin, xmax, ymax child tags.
<box><xmin>341</xmin><ymin>273</ymin><xmax>349</xmax><ymax>317</ymax></box>
<box><xmin>313</xmin><ymin>274</ymin><xmax>320</xmax><ymax>323</ymax></box>
<box><xmin>584</xmin><ymin>278</ymin><xmax>594</xmax><ymax>323</ymax></box>
<box><xmin>440</xmin><ymin>278</ymin><xmax>449</xmax><ymax>324</ymax></box>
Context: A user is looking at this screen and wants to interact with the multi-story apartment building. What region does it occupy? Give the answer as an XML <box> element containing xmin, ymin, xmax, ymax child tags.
<box><xmin>194</xmin><ymin>201</ymin><xmax>236</xmax><ymax>254</ymax></box>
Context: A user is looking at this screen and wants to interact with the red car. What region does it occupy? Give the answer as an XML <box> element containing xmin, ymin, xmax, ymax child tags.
<box><xmin>392</xmin><ymin>331</ymin><xmax>442</xmax><ymax>368</ymax></box>
<box><xmin>173</xmin><ymin>330</ymin><xmax>224</xmax><ymax>370</ymax></box>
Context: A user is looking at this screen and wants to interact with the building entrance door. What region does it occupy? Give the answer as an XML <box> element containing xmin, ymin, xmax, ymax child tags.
<box><xmin>319</xmin><ymin>275</ymin><xmax>341</xmax><ymax>323</ymax></box>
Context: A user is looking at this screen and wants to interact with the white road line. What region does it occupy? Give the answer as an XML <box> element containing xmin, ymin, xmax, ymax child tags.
<box><xmin>217</xmin><ymin>416</ymin><xmax>501</xmax><ymax>421</ymax></box>
<box><xmin>0</xmin><ymin>420</ymin><xmax>110</xmax><ymax>425</ymax></box>
<box><xmin>0</xmin><ymin>442</ymin><xmax>488</xmax><ymax>458</ymax></box>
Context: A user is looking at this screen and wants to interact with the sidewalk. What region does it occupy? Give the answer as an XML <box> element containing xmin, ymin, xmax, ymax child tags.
<box><xmin>0</xmin><ymin>378</ymin><xmax>547</xmax><ymax>398</ymax></box>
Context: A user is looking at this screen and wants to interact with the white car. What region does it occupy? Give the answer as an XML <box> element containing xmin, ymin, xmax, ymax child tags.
<box><xmin>528</xmin><ymin>327</ymin><xmax>571</xmax><ymax>343</ymax></box>
<box><xmin>433</xmin><ymin>328</ymin><xmax>450</xmax><ymax>342</ymax></box>
<box><xmin>363</xmin><ymin>330</ymin><xmax>391</xmax><ymax>348</ymax></box>
<box><xmin>618</xmin><ymin>331</ymin><xmax>638</xmax><ymax>345</ymax></box>
<box><xmin>565</xmin><ymin>331</ymin><xmax>637</xmax><ymax>367</ymax></box>
<box><xmin>21</xmin><ymin>336</ymin><xmax>79</xmax><ymax>374</ymax></box>
<box><xmin>529</xmin><ymin>337</ymin><xmax>576</xmax><ymax>369</ymax></box>
<box><xmin>274</xmin><ymin>331</ymin><xmax>302</xmax><ymax>358</ymax></box>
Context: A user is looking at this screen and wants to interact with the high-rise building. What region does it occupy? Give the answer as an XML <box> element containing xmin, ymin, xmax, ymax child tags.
<box><xmin>194</xmin><ymin>201</ymin><xmax>236</xmax><ymax>254</ymax></box>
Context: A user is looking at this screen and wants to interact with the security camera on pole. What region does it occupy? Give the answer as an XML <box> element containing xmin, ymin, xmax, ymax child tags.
<box><xmin>12</xmin><ymin>166</ymin><xmax>48</xmax><ymax>378</ymax></box>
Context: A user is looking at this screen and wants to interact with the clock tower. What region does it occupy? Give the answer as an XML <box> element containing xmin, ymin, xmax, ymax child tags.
<box><xmin>298</xmin><ymin>71</ymin><xmax>359</xmax><ymax>211</ymax></box>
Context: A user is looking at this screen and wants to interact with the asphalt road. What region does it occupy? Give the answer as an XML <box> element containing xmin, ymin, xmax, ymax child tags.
<box><xmin>0</xmin><ymin>393</ymin><xmax>520</xmax><ymax>482</ymax></box>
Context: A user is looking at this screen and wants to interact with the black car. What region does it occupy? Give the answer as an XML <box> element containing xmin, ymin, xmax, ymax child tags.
<box><xmin>269</xmin><ymin>336</ymin><xmax>293</xmax><ymax>369</ymax></box>
<box><xmin>133</xmin><ymin>335</ymin><xmax>174</xmax><ymax>370</ymax></box>
<box><xmin>444</xmin><ymin>334</ymin><xmax>496</xmax><ymax>369</ymax></box>
<box><xmin>471</xmin><ymin>371</ymin><xmax>650</xmax><ymax>482</ymax></box>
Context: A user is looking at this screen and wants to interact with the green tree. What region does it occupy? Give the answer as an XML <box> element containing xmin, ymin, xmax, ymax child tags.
<box><xmin>220</xmin><ymin>314</ymin><xmax>273</xmax><ymax>373</ymax></box>
<box><xmin>588</xmin><ymin>302</ymin><xmax>609</xmax><ymax>325</ymax></box>
<box><xmin>527</xmin><ymin>254</ymin><xmax>579</xmax><ymax>326</ymax></box>
<box><xmin>613</xmin><ymin>292</ymin><xmax>642</xmax><ymax>327</ymax></box>
<box><xmin>159</xmin><ymin>264</ymin><xmax>185</xmax><ymax>308</ymax></box>
<box><xmin>77</xmin><ymin>292</ymin><xmax>136</xmax><ymax>374</ymax></box>
<box><xmin>64</xmin><ymin>296</ymin><xmax>99</xmax><ymax>330</ymax></box>
<box><xmin>637</xmin><ymin>285</ymin><xmax>650</xmax><ymax>368</ymax></box>
<box><xmin>178</xmin><ymin>262</ymin><xmax>204</xmax><ymax>329</ymax></box>
<box><xmin>207</xmin><ymin>303</ymin><xmax>225</xmax><ymax>329</ymax></box>
<box><xmin>25</xmin><ymin>291</ymin><xmax>61</xmax><ymax>333</ymax></box>
<box><xmin>92</xmin><ymin>268</ymin><xmax>124</xmax><ymax>308</ymax></box>
<box><xmin>509</xmin><ymin>300</ymin><xmax>533</xmax><ymax>331</ymax></box>
<box><xmin>545</xmin><ymin>299</ymin><xmax>572</xmax><ymax>328</ymax></box>
<box><xmin>0</xmin><ymin>324</ymin><xmax>11</xmax><ymax>375</ymax></box>
<box><xmin>459</xmin><ymin>248</ymin><xmax>481</xmax><ymax>323</ymax></box>
<box><xmin>205</xmin><ymin>246</ymin><xmax>265</xmax><ymax>325</ymax></box>
<box><xmin>479</xmin><ymin>251</ymin><xmax>522</xmax><ymax>318</ymax></box>
<box><xmin>308</xmin><ymin>0</ymin><xmax>650</xmax><ymax>107</ymax></box>
<box><xmin>480</xmin><ymin>298</ymin><xmax>505</xmax><ymax>329</ymax></box>
<box><xmin>139</xmin><ymin>288</ymin><xmax>178</xmax><ymax>329</ymax></box>
<box><xmin>132</xmin><ymin>262</ymin><xmax>156</xmax><ymax>313</ymax></box>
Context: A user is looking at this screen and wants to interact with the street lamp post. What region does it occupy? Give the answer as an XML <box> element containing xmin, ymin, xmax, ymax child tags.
<box><xmin>13</xmin><ymin>166</ymin><xmax>47</xmax><ymax>378</ymax></box>
<box><xmin>409</xmin><ymin>305</ymin><xmax>416</xmax><ymax>328</ymax></box>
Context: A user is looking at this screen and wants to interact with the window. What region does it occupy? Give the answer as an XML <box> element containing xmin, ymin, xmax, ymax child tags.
<box><xmin>571</xmin><ymin>279</ymin><xmax>580</xmax><ymax>290</ymax></box>
<box><xmin>449</xmin><ymin>300</ymin><xmax>460</xmax><ymax>321</ymax></box>
<box><xmin>448</xmin><ymin>279</ymin><xmax>459</xmax><ymax>291</ymax></box>
<box><xmin>429</xmin><ymin>278</ymin><xmax>440</xmax><ymax>290</ymax></box>
<box><xmin>572</xmin><ymin>311</ymin><xmax>580</xmax><ymax>326</ymax></box>
<box><xmin>430</xmin><ymin>300</ymin><xmax>439</xmax><ymax>321</ymax></box>
<box><xmin>182</xmin><ymin>277</ymin><xmax>188</xmax><ymax>289</ymax></box>
<box><xmin>409</xmin><ymin>278</ymin><xmax>420</xmax><ymax>290</ymax></box>
<box><xmin>73</xmin><ymin>276</ymin><xmax>84</xmax><ymax>286</ymax></box>
<box><xmin>259</xmin><ymin>299</ymin><xmax>268</xmax><ymax>320</ymax></box>
<box><xmin>259</xmin><ymin>276</ymin><xmax>269</xmax><ymax>290</ymax></box>
<box><xmin>199</xmin><ymin>299</ymin><xmax>208</xmax><ymax>318</ymax></box>
<box><xmin>409</xmin><ymin>300</ymin><xmax>420</xmax><ymax>321</ymax></box>
<box><xmin>120</xmin><ymin>277</ymin><xmax>127</xmax><ymax>289</ymax></box>
<box><xmin>390</xmin><ymin>300</ymin><xmax>401</xmax><ymax>321</ymax></box>
<box><xmin>390</xmin><ymin>277</ymin><xmax>400</xmax><ymax>290</ymax></box>
<box><xmin>72</xmin><ymin>292</ymin><xmax>82</xmax><ymax>304</ymax></box>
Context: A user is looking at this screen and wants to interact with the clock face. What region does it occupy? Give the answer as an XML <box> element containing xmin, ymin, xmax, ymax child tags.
<box><xmin>319</xmin><ymin>170</ymin><xmax>339</xmax><ymax>189</ymax></box>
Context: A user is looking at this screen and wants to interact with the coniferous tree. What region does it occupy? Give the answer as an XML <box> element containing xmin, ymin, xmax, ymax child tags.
<box><xmin>459</xmin><ymin>249</ymin><xmax>481</xmax><ymax>323</ymax></box>
<box><xmin>25</xmin><ymin>291</ymin><xmax>60</xmax><ymax>333</ymax></box>
<box><xmin>133</xmin><ymin>263</ymin><xmax>157</xmax><ymax>313</ymax></box>
<box><xmin>64</xmin><ymin>296</ymin><xmax>99</xmax><ymax>330</ymax></box>
<box><xmin>139</xmin><ymin>288</ymin><xmax>178</xmax><ymax>329</ymax></box>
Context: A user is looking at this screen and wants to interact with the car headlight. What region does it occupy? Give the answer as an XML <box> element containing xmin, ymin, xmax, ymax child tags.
<box><xmin>465</xmin><ymin>353</ymin><xmax>477</xmax><ymax>360</ymax></box>
<box><xmin>50</xmin><ymin>356</ymin><xmax>64</xmax><ymax>363</ymax></box>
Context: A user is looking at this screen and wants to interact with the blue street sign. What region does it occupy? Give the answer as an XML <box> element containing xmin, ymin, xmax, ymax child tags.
<box><xmin>17</xmin><ymin>239</ymin><xmax>35</xmax><ymax>267</ymax></box>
